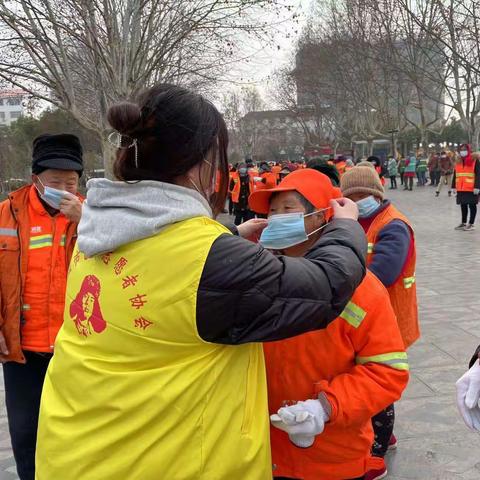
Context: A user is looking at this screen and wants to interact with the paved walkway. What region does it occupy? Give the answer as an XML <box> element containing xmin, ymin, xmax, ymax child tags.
<box><xmin>0</xmin><ymin>183</ymin><xmax>479</xmax><ymax>479</ymax></box>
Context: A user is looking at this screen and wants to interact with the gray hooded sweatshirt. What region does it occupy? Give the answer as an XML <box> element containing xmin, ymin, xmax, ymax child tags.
<box><xmin>78</xmin><ymin>178</ymin><xmax>212</xmax><ymax>257</ymax></box>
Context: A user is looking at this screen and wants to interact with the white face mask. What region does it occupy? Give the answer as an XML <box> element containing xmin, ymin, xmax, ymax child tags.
<box><xmin>34</xmin><ymin>176</ymin><xmax>70</xmax><ymax>210</ymax></box>
<box><xmin>259</xmin><ymin>208</ymin><xmax>331</xmax><ymax>250</ymax></box>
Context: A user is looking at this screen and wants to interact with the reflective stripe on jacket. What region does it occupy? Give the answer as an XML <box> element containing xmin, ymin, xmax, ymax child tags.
<box><xmin>36</xmin><ymin>216</ymin><xmax>272</xmax><ymax>480</ymax></box>
<box><xmin>265</xmin><ymin>271</ymin><xmax>409</xmax><ymax>479</ymax></box>
<box><xmin>0</xmin><ymin>185</ymin><xmax>80</xmax><ymax>363</ymax></box>
<box><xmin>366</xmin><ymin>204</ymin><xmax>420</xmax><ymax>348</ymax></box>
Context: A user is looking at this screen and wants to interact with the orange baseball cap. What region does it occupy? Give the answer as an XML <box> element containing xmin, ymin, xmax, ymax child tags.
<box><xmin>249</xmin><ymin>168</ymin><xmax>341</xmax><ymax>218</ymax></box>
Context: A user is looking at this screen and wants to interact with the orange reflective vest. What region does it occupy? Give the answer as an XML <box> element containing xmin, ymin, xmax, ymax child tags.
<box><xmin>265</xmin><ymin>272</ymin><xmax>409</xmax><ymax>480</ymax></box>
<box><xmin>271</xmin><ymin>165</ymin><xmax>282</xmax><ymax>184</ymax></box>
<box><xmin>231</xmin><ymin>173</ymin><xmax>253</xmax><ymax>203</ymax></box>
<box><xmin>336</xmin><ymin>161</ymin><xmax>347</xmax><ymax>176</ymax></box>
<box><xmin>376</xmin><ymin>166</ymin><xmax>386</xmax><ymax>186</ymax></box>
<box><xmin>455</xmin><ymin>160</ymin><xmax>476</xmax><ymax>192</ymax></box>
<box><xmin>228</xmin><ymin>171</ymin><xmax>235</xmax><ymax>194</ymax></box>
<box><xmin>21</xmin><ymin>187</ymin><xmax>69</xmax><ymax>352</ymax></box>
<box><xmin>0</xmin><ymin>185</ymin><xmax>81</xmax><ymax>363</ymax></box>
<box><xmin>366</xmin><ymin>204</ymin><xmax>419</xmax><ymax>348</ymax></box>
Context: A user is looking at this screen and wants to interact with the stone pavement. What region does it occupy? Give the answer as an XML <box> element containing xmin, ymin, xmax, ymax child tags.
<box><xmin>0</xmin><ymin>182</ymin><xmax>480</xmax><ymax>479</ymax></box>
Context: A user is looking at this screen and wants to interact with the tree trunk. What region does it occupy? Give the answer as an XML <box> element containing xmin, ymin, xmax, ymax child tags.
<box><xmin>368</xmin><ymin>139</ymin><xmax>374</xmax><ymax>156</ymax></box>
<box><xmin>101</xmin><ymin>136</ymin><xmax>116</xmax><ymax>179</ymax></box>
<box><xmin>420</xmin><ymin>129</ymin><xmax>429</xmax><ymax>152</ymax></box>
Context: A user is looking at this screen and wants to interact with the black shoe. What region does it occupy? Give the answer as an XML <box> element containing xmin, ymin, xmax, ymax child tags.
<box><xmin>435</xmin><ymin>192</ymin><xmax>439</xmax><ymax>197</ymax></box>
<box><xmin>448</xmin><ymin>191</ymin><xmax>452</xmax><ymax>197</ymax></box>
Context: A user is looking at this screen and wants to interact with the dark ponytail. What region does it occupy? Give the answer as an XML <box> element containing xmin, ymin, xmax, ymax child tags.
<box><xmin>108</xmin><ymin>84</ymin><xmax>229</xmax><ymax>217</ymax></box>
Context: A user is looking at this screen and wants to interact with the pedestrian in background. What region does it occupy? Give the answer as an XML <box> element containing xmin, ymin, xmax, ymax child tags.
<box><xmin>403</xmin><ymin>154</ymin><xmax>416</xmax><ymax>191</ymax></box>
<box><xmin>398</xmin><ymin>157</ymin><xmax>406</xmax><ymax>187</ymax></box>
<box><xmin>230</xmin><ymin>162</ymin><xmax>255</xmax><ymax>225</ymax></box>
<box><xmin>249</xmin><ymin>169</ymin><xmax>408</xmax><ymax>480</ymax></box>
<box><xmin>436</xmin><ymin>151</ymin><xmax>455</xmax><ymax>197</ymax></box>
<box><xmin>35</xmin><ymin>84</ymin><xmax>367</xmax><ymax>480</ymax></box>
<box><xmin>228</xmin><ymin>164</ymin><xmax>235</xmax><ymax>215</ymax></box>
<box><xmin>453</xmin><ymin>144</ymin><xmax>480</xmax><ymax>231</ymax></box>
<box><xmin>341</xmin><ymin>164</ymin><xmax>419</xmax><ymax>480</ymax></box>
<box><xmin>387</xmin><ymin>156</ymin><xmax>398</xmax><ymax>189</ymax></box>
<box><xmin>416</xmin><ymin>155</ymin><xmax>428</xmax><ymax>186</ymax></box>
<box><xmin>428</xmin><ymin>152</ymin><xmax>440</xmax><ymax>187</ymax></box>
<box><xmin>0</xmin><ymin>134</ymin><xmax>84</xmax><ymax>480</ymax></box>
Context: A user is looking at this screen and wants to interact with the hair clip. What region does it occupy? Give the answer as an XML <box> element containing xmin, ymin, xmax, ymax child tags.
<box><xmin>108</xmin><ymin>131</ymin><xmax>139</xmax><ymax>168</ymax></box>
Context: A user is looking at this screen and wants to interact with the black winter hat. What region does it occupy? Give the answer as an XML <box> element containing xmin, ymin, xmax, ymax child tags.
<box><xmin>32</xmin><ymin>134</ymin><xmax>83</xmax><ymax>176</ymax></box>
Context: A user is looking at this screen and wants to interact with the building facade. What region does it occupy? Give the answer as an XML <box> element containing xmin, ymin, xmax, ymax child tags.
<box><xmin>237</xmin><ymin>110</ymin><xmax>306</xmax><ymax>162</ymax></box>
<box><xmin>0</xmin><ymin>89</ymin><xmax>25</xmax><ymax>126</ymax></box>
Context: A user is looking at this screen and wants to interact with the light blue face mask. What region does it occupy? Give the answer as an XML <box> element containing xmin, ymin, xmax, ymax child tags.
<box><xmin>356</xmin><ymin>195</ymin><xmax>380</xmax><ymax>218</ymax></box>
<box><xmin>259</xmin><ymin>209</ymin><xmax>330</xmax><ymax>250</ymax></box>
<box><xmin>34</xmin><ymin>176</ymin><xmax>70</xmax><ymax>210</ymax></box>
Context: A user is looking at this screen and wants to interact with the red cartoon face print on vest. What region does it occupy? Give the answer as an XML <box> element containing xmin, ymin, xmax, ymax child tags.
<box><xmin>70</xmin><ymin>275</ymin><xmax>107</xmax><ymax>337</ymax></box>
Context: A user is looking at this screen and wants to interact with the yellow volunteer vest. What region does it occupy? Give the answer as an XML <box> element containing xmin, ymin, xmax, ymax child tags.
<box><xmin>36</xmin><ymin>216</ymin><xmax>271</xmax><ymax>480</ymax></box>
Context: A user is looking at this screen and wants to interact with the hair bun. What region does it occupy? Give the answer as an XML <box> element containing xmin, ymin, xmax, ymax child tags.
<box><xmin>107</xmin><ymin>101</ymin><xmax>142</xmax><ymax>135</ymax></box>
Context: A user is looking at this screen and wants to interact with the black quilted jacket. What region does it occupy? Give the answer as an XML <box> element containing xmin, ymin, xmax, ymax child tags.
<box><xmin>196</xmin><ymin>219</ymin><xmax>367</xmax><ymax>344</ymax></box>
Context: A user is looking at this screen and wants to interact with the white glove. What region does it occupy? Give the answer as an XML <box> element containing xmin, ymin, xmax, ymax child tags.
<box><xmin>474</xmin><ymin>188</ymin><xmax>480</xmax><ymax>195</ymax></box>
<box><xmin>270</xmin><ymin>399</ymin><xmax>329</xmax><ymax>448</ymax></box>
<box><xmin>456</xmin><ymin>360</ymin><xmax>480</xmax><ymax>430</ymax></box>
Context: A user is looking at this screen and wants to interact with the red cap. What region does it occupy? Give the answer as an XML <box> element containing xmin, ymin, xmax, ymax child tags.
<box><xmin>248</xmin><ymin>168</ymin><xmax>340</xmax><ymax>218</ymax></box>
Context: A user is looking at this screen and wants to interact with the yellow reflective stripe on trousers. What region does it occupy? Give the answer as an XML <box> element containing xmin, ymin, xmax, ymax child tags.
<box><xmin>29</xmin><ymin>234</ymin><xmax>53</xmax><ymax>250</ymax></box>
<box><xmin>403</xmin><ymin>275</ymin><xmax>416</xmax><ymax>289</ymax></box>
<box><xmin>356</xmin><ymin>351</ymin><xmax>409</xmax><ymax>371</ymax></box>
<box><xmin>367</xmin><ymin>243</ymin><xmax>374</xmax><ymax>254</ymax></box>
<box><xmin>340</xmin><ymin>301</ymin><xmax>367</xmax><ymax>328</ymax></box>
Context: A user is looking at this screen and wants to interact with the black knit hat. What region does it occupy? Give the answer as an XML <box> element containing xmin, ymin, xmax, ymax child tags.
<box><xmin>32</xmin><ymin>134</ymin><xmax>83</xmax><ymax>176</ymax></box>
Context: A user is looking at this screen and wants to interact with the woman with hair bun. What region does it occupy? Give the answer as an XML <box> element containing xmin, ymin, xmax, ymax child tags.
<box><xmin>36</xmin><ymin>84</ymin><xmax>367</xmax><ymax>480</ymax></box>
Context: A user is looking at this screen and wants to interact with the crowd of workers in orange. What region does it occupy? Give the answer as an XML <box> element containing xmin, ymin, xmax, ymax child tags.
<box><xmin>1</xmin><ymin>84</ymin><xmax>480</xmax><ymax>480</ymax></box>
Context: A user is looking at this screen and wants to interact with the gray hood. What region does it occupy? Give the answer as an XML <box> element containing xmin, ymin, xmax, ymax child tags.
<box><xmin>78</xmin><ymin>178</ymin><xmax>212</xmax><ymax>257</ymax></box>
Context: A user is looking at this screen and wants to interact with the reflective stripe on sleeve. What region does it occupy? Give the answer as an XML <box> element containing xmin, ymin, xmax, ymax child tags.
<box><xmin>356</xmin><ymin>351</ymin><xmax>409</xmax><ymax>371</ymax></box>
<box><xmin>340</xmin><ymin>301</ymin><xmax>367</xmax><ymax>328</ymax></box>
<box><xmin>0</xmin><ymin>228</ymin><xmax>18</xmax><ymax>237</ymax></box>
<box><xmin>403</xmin><ymin>275</ymin><xmax>416</xmax><ymax>289</ymax></box>
<box><xmin>367</xmin><ymin>243</ymin><xmax>374</xmax><ymax>254</ymax></box>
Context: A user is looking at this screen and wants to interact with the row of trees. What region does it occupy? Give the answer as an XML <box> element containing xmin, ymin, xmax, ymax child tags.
<box><xmin>270</xmin><ymin>0</ymin><xmax>480</xmax><ymax>154</ymax></box>
<box><xmin>0</xmin><ymin>0</ymin><xmax>289</xmax><ymax>172</ymax></box>
<box><xmin>0</xmin><ymin>109</ymin><xmax>102</xmax><ymax>192</ymax></box>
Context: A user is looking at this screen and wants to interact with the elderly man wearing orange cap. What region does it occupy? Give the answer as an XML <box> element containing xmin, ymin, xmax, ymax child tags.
<box><xmin>249</xmin><ymin>169</ymin><xmax>409</xmax><ymax>480</ymax></box>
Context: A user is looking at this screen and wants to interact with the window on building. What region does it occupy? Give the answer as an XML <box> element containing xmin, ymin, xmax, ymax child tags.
<box><xmin>0</xmin><ymin>99</ymin><xmax>3</xmax><ymax>106</ymax></box>
<box><xmin>10</xmin><ymin>111</ymin><xmax>22</xmax><ymax>120</ymax></box>
<box><xmin>7</xmin><ymin>97</ymin><xmax>21</xmax><ymax>106</ymax></box>
<box><xmin>0</xmin><ymin>112</ymin><xmax>5</xmax><ymax>122</ymax></box>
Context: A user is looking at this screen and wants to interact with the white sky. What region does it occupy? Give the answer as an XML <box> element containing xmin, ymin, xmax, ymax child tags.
<box><xmin>217</xmin><ymin>0</ymin><xmax>311</xmax><ymax>106</ymax></box>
